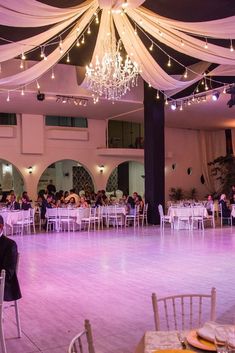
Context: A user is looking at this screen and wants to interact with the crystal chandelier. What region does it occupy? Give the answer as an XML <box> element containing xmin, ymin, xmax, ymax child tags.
<box><xmin>86</xmin><ymin>39</ymin><xmax>139</xmax><ymax>102</ymax></box>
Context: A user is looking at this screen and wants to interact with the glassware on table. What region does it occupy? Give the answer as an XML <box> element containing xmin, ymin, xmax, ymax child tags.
<box><xmin>214</xmin><ymin>326</ymin><xmax>229</xmax><ymax>353</ymax></box>
<box><xmin>227</xmin><ymin>327</ymin><xmax>235</xmax><ymax>353</ymax></box>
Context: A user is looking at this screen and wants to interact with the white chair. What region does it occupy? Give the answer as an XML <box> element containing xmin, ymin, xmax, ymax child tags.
<box><xmin>68</xmin><ymin>319</ymin><xmax>95</xmax><ymax>353</ymax></box>
<box><xmin>139</xmin><ymin>203</ymin><xmax>148</xmax><ymax>226</ymax></box>
<box><xmin>13</xmin><ymin>210</ymin><xmax>31</xmax><ymax>235</ymax></box>
<box><xmin>219</xmin><ymin>204</ymin><xmax>232</xmax><ymax>227</ymax></box>
<box><xmin>46</xmin><ymin>208</ymin><xmax>58</xmax><ymax>232</ymax></box>
<box><xmin>191</xmin><ymin>206</ymin><xmax>204</xmax><ymax>230</ymax></box>
<box><xmin>81</xmin><ymin>207</ymin><xmax>99</xmax><ymax>231</ymax></box>
<box><xmin>203</xmin><ymin>204</ymin><xmax>215</xmax><ymax>228</ymax></box>
<box><xmin>152</xmin><ymin>287</ymin><xmax>216</xmax><ymax>331</ymax></box>
<box><xmin>0</xmin><ymin>270</ymin><xmax>6</xmax><ymax>353</ymax></box>
<box><xmin>107</xmin><ymin>206</ymin><xmax>123</xmax><ymax>228</ymax></box>
<box><xmin>58</xmin><ymin>208</ymin><xmax>76</xmax><ymax>232</ymax></box>
<box><xmin>158</xmin><ymin>204</ymin><xmax>172</xmax><ymax>229</ymax></box>
<box><xmin>29</xmin><ymin>208</ymin><xmax>36</xmax><ymax>233</ymax></box>
<box><xmin>4</xmin><ymin>253</ymin><xmax>22</xmax><ymax>338</ymax></box>
<box><xmin>125</xmin><ymin>205</ymin><xmax>140</xmax><ymax>228</ymax></box>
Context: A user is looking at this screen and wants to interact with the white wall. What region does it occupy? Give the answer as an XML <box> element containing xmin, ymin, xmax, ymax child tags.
<box><xmin>165</xmin><ymin>127</ymin><xmax>208</xmax><ymax>200</ymax></box>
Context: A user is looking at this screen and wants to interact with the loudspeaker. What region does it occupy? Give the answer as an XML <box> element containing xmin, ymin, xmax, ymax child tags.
<box><xmin>37</xmin><ymin>93</ymin><xmax>45</xmax><ymax>101</ymax></box>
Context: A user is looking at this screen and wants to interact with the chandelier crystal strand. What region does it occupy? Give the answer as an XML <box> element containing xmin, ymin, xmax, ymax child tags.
<box><xmin>86</xmin><ymin>37</ymin><xmax>139</xmax><ymax>101</ymax></box>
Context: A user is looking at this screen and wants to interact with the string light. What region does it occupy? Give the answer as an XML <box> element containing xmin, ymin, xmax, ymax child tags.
<box><xmin>134</xmin><ymin>25</ymin><xmax>138</xmax><ymax>36</ymax></box>
<box><xmin>81</xmin><ymin>35</ymin><xmax>85</xmax><ymax>44</ymax></box>
<box><xmin>51</xmin><ymin>68</ymin><xmax>55</xmax><ymax>79</ymax></box>
<box><xmin>59</xmin><ymin>37</ymin><xmax>63</xmax><ymax>54</ymax></box>
<box><xmin>66</xmin><ymin>52</ymin><xmax>70</xmax><ymax>63</ymax></box>
<box><xmin>6</xmin><ymin>91</ymin><xmax>10</xmax><ymax>102</ymax></box>
<box><xmin>148</xmin><ymin>82</ymin><xmax>151</xmax><ymax>87</ymax></box>
<box><xmin>223</xmin><ymin>85</ymin><xmax>226</xmax><ymax>94</ymax></box>
<box><xmin>40</xmin><ymin>46</ymin><xmax>44</xmax><ymax>59</ymax></box>
<box><xmin>156</xmin><ymin>90</ymin><xmax>160</xmax><ymax>99</ymax></box>
<box><xmin>36</xmin><ymin>80</ymin><xmax>40</xmax><ymax>90</ymax></box>
<box><xmin>149</xmin><ymin>41</ymin><xmax>153</xmax><ymax>51</ymax></box>
<box><xmin>180</xmin><ymin>102</ymin><xmax>183</xmax><ymax>111</ymax></box>
<box><xmin>230</xmin><ymin>39</ymin><xmax>234</xmax><ymax>52</ymax></box>
<box><xmin>204</xmin><ymin>37</ymin><xmax>208</xmax><ymax>49</ymax></box>
<box><xmin>21</xmin><ymin>87</ymin><xmax>25</xmax><ymax>96</ymax></box>
<box><xmin>180</xmin><ymin>40</ymin><xmax>184</xmax><ymax>47</ymax></box>
<box><xmin>165</xmin><ymin>98</ymin><xmax>168</xmax><ymax>105</ymax></box>
<box><xmin>21</xmin><ymin>52</ymin><xmax>26</xmax><ymax>60</ymax></box>
<box><xmin>183</xmin><ymin>68</ymin><xmax>188</xmax><ymax>79</ymax></box>
<box><xmin>87</xmin><ymin>26</ymin><xmax>91</xmax><ymax>34</ymax></box>
<box><xmin>167</xmin><ymin>56</ymin><xmax>171</xmax><ymax>67</ymax></box>
<box><xmin>20</xmin><ymin>60</ymin><xmax>24</xmax><ymax>69</ymax></box>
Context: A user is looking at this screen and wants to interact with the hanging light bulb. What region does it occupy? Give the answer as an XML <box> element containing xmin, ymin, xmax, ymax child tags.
<box><xmin>20</xmin><ymin>60</ymin><xmax>24</xmax><ymax>69</ymax></box>
<box><xmin>196</xmin><ymin>86</ymin><xmax>199</xmax><ymax>93</ymax></box>
<box><xmin>6</xmin><ymin>91</ymin><xmax>10</xmax><ymax>102</ymax></box>
<box><xmin>87</xmin><ymin>26</ymin><xmax>91</xmax><ymax>35</ymax></box>
<box><xmin>230</xmin><ymin>39</ymin><xmax>234</xmax><ymax>52</ymax></box>
<box><xmin>165</xmin><ymin>98</ymin><xmax>168</xmax><ymax>105</ymax></box>
<box><xmin>76</xmin><ymin>38</ymin><xmax>80</xmax><ymax>47</ymax></box>
<box><xmin>180</xmin><ymin>102</ymin><xmax>183</xmax><ymax>111</ymax></box>
<box><xmin>223</xmin><ymin>85</ymin><xmax>226</xmax><ymax>94</ymax></box>
<box><xmin>36</xmin><ymin>80</ymin><xmax>40</xmax><ymax>90</ymax></box>
<box><xmin>183</xmin><ymin>68</ymin><xmax>188</xmax><ymax>79</ymax></box>
<box><xmin>81</xmin><ymin>35</ymin><xmax>85</xmax><ymax>44</ymax></box>
<box><xmin>180</xmin><ymin>40</ymin><xmax>184</xmax><ymax>47</ymax></box>
<box><xmin>167</xmin><ymin>57</ymin><xmax>171</xmax><ymax>67</ymax></box>
<box><xmin>204</xmin><ymin>38</ymin><xmax>208</xmax><ymax>49</ymax></box>
<box><xmin>66</xmin><ymin>52</ymin><xmax>70</xmax><ymax>63</ymax></box>
<box><xmin>171</xmin><ymin>102</ymin><xmax>177</xmax><ymax>110</ymax></box>
<box><xmin>59</xmin><ymin>37</ymin><xmax>63</xmax><ymax>54</ymax></box>
<box><xmin>148</xmin><ymin>82</ymin><xmax>152</xmax><ymax>88</ymax></box>
<box><xmin>156</xmin><ymin>90</ymin><xmax>160</xmax><ymax>99</ymax></box>
<box><xmin>21</xmin><ymin>52</ymin><xmax>26</xmax><ymax>60</ymax></box>
<box><xmin>51</xmin><ymin>68</ymin><xmax>55</xmax><ymax>79</ymax></box>
<box><xmin>40</xmin><ymin>46</ymin><xmax>44</xmax><ymax>59</ymax></box>
<box><xmin>149</xmin><ymin>41</ymin><xmax>153</xmax><ymax>51</ymax></box>
<box><xmin>21</xmin><ymin>87</ymin><xmax>25</xmax><ymax>96</ymax></box>
<box><xmin>134</xmin><ymin>26</ymin><xmax>137</xmax><ymax>36</ymax></box>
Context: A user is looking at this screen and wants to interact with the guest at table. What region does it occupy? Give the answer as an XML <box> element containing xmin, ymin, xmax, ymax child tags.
<box><xmin>79</xmin><ymin>196</ymin><xmax>89</xmax><ymax>208</ymax></box>
<box><xmin>68</xmin><ymin>197</ymin><xmax>76</xmax><ymax>208</ymax></box>
<box><xmin>0</xmin><ymin>215</ymin><xmax>22</xmax><ymax>302</ymax></box>
<box><xmin>126</xmin><ymin>196</ymin><xmax>135</xmax><ymax>215</ymax></box>
<box><xmin>205</xmin><ymin>195</ymin><xmax>214</xmax><ymax>215</ymax></box>
<box><xmin>6</xmin><ymin>194</ymin><xmax>20</xmax><ymax>210</ymax></box>
<box><xmin>64</xmin><ymin>189</ymin><xmax>80</xmax><ymax>206</ymax></box>
<box><xmin>219</xmin><ymin>194</ymin><xmax>231</xmax><ymax>218</ymax></box>
<box><xmin>135</xmin><ymin>195</ymin><xmax>144</xmax><ymax>213</ymax></box>
<box><xmin>21</xmin><ymin>191</ymin><xmax>32</xmax><ymax>210</ymax></box>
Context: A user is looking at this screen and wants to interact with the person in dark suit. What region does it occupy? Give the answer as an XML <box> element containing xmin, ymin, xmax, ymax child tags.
<box><xmin>0</xmin><ymin>215</ymin><xmax>22</xmax><ymax>301</ymax></box>
<box><xmin>6</xmin><ymin>194</ymin><xmax>20</xmax><ymax>210</ymax></box>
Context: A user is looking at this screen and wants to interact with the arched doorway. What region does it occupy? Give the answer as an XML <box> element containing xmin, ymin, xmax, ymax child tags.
<box><xmin>0</xmin><ymin>159</ymin><xmax>24</xmax><ymax>199</ymax></box>
<box><xmin>106</xmin><ymin>161</ymin><xmax>144</xmax><ymax>196</ymax></box>
<box><xmin>37</xmin><ymin>160</ymin><xmax>95</xmax><ymax>195</ymax></box>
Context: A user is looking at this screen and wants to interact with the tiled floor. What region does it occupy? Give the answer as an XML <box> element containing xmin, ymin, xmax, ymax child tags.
<box><xmin>4</xmin><ymin>225</ymin><xmax>235</xmax><ymax>353</ymax></box>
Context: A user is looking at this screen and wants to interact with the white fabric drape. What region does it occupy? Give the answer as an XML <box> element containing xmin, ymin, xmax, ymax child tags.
<box><xmin>128</xmin><ymin>8</ymin><xmax>235</xmax><ymax>65</ymax></box>
<box><xmin>134</xmin><ymin>6</ymin><xmax>235</xmax><ymax>39</ymax></box>
<box><xmin>113</xmin><ymin>12</ymin><xmax>202</xmax><ymax>90</ymax></box>
<box><xmin>198</xmin><ymin>130</ymin><xmax>226</xmax><ymax>193</ymax></box>
<box><xmin>0</xmin><ymin>13</ymin><xmax>86</xmax><ymax>63</ymax></box>
<box><xmin>0</xmin><ymin>0</ymin><xmax>92</xmax><ymax>27</ymax></box>
<box><xmin>0</xmin><ymin>2</ymin><xmax>98</xmax><ymax>89</ymax></box>
<box><xmin>98</xmin><ymin>0</ymin><xmax>144</xmax><ymax>9</ymax></box>
<box><xmin>208</xmin><ymin>65</ymin><xmax>235</xmax><ymax>76</ymax></box>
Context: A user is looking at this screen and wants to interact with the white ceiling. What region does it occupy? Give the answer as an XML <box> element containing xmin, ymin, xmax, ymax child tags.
<box><xmin>0</xmin><ymin>61</ymin><xmax>234</xmax><ymax>130</ymax></box>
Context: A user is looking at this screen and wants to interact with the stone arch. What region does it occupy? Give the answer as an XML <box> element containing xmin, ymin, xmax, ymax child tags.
<box><xmin>0</xmin><ymin>158</ymin><xmax>25</xmax><ymax>199</ymax></box>
<box><xmin>106</xmin><ymin>160</ymin><xmax>144</xmax><ymax>196</ymax></box>
<box><xmin>37</xmin><ymin>159</ymin><xmax>95</xmax><ymax>195</ymax></box>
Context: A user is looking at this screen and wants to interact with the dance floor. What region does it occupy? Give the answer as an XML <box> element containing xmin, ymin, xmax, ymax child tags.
<box><xmin>4</xmin><ymin>225</ymin><xmax>235</xmax><ymax>353</ymax></box>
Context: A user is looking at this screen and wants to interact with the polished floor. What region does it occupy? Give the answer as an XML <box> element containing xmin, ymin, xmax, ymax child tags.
<box><xmin>4</xmin><ymin>224</ymin><xmax>235</xmax><ymax>353</ymax></box>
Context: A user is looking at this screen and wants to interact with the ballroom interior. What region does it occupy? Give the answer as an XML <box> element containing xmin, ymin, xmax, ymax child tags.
<box><xmin>1</xmin><ymin>0</ymin><xmax>235</xmax><ymax>353</ymax></box>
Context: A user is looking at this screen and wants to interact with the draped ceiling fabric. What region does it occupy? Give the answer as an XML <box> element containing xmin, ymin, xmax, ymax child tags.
<box><xmin>0</xmin><ymin>0</ymin><xmax>234</xmax><ymax>94</ymax></box>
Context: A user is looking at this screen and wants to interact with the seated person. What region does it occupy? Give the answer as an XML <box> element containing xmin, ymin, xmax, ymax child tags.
<box><xmin>219</xmin><ymin>194</ymin><xmax>231</xmax><ymax>218</ymax></box>
<box><xmin>79</xmin><ymin>196</ymin><xmax>89</xmax><ymax>208</ymax></box>
<box><xmin>6</xmin><ymin>194</ymin><xmax>20</xmax><ymax>210</ymax></box>
<box><xmin>64</xmin><ymin>189</ymin><xmax>80</xmax><ymax>206</ymax></box>
<box><xmin>126</xmin><ymin>196</ymin><xmax>135</xmax><ymax>215</ymax></box>
<box><xmin>21</xmin><ymin>191</ymin><xmax>32</xmax><ymax>210</ymax></box>
<box><xmin>67</xmin><ymin>197</ymin><xmax>76</xmax><ymax>208</ymax></box>
<box><xmin>205</xmin><ymin>195</ymin><xmax>214</xmax><ymax>215</ymax></box>
<box><xmin>0</xmin><ymin>215</ymin><xmax>22</xmax><ymax>302</ymax></box>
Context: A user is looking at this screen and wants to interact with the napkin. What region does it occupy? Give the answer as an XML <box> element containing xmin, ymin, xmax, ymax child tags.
<box><xmin>197</xmin><ymin>321</ymin><xmax>235</xmax><ymax>345</ymax></box>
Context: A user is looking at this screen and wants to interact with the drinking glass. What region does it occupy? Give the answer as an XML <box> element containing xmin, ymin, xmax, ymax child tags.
<box><xmin>214</xmin><ymin>326</ymin><xmax>228</xmax><ymax>353</ymax></box>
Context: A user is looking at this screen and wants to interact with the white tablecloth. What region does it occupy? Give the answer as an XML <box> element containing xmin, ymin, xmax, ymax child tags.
<box><xmin>168</xmin><ymin>207</ymin><xmax>208</xmax><ymax>229</ymax></box>
<box><xmin>0</xmin><ymin>210</ymin><xmax>25</xmax><ymax>227</ymax></box>
<box><xmin>134</xmin><ymin>331</ymin><xmax>183</xmax><ymax>353</ymax></box>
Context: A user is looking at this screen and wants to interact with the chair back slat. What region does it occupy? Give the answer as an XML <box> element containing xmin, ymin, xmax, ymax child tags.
<box><xmin>68</xmin><ymin>319</ymin><xmax>95</xmax><ymax>353</ymax></box>
<box><xmin>152</xmin><ymin>289</ymin><xmax>216</xmax><ymax>331</ymax></box>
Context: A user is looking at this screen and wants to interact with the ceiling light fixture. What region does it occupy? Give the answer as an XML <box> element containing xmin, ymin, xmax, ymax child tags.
<box><xmin>212</xmin><ymin>91</ymin><xmax>220</xmax><ymax>101</ymax></box>
<box><xmin>86</xmin><ymin>38</ymin><xmax>139</xmax><ymax>101</ymax></box>
<box><xmin>56</xmin><ymin>95</ymin><xmax>88</xmax><ymax>107</ymax></box>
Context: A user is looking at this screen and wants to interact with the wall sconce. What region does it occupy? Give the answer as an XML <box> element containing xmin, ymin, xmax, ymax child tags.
<box><xmin>28</xmin><ymin>166</ymin><xmax>33</xmax><ymax>174</ymax></box>
<box><xmin>99</xmin><ymin>165</ymin><xmax>104</xmax><ymax>173</ymax></box>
